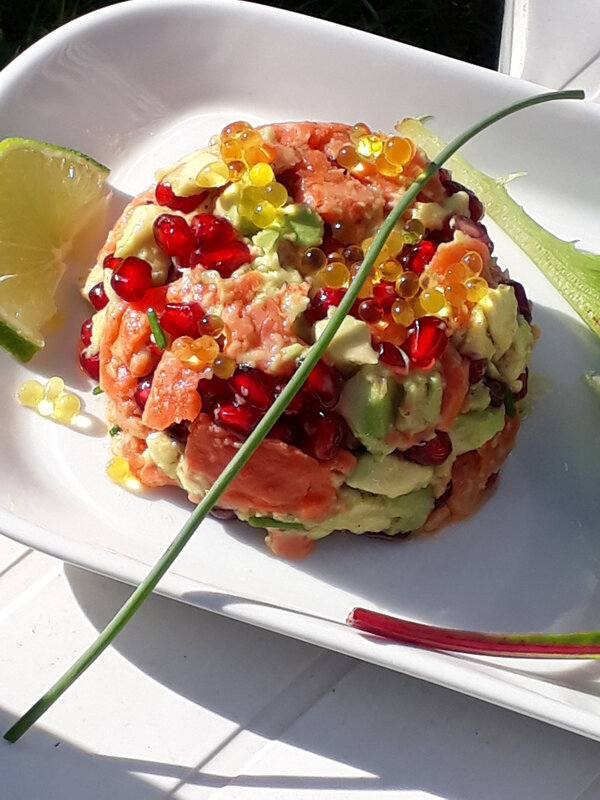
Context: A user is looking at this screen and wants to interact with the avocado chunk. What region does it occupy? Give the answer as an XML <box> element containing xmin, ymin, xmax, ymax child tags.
<box><xmin>314</xmin><ymin>313</ymin><xmax>378</xmax><ymax>373</ymax></box>
<box><xmin>338</xmin><ymin>365</ymin><xmax>401</xmax><ymax>455</ymax></box>
<box><xmin>395</xmin><ymin>370</ymin><xmax>443</xmax><ymax>435</ymax></box>
<box><xmin>346</xmin><ymin>452</ymin><xmax>434</xmax><ymax>498</ymax></box>
<box><xmin>449</xmin><ymin>406</ymin><xmax>505</xmax><ymax>456</ymax></box>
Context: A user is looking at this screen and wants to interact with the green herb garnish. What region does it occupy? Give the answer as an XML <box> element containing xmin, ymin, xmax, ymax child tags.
<box><xmin>108</xmin><ymin>425</ymin><xmax>121</xmax><ymax>437</ymax></box>
<box><xmin>247</xmin><ymin>516</ymin><xmax>306</xmax><ymax>530</ymax></box>
<box><xmin>3</xmin><ymin>89</ymin><xmax>583</xmax><ymax>743</ymax></box>
<box><xmin>397</xmin><ymin>117</ymin><xmax>600</xmax><ymax>339</ymax></box>
<box><xmin>147</xmin><ymin>307</ymin><xmax>167</xmax><ymax>349</ymax></box>
<box><xmin>92</xmin><ymin>385</ymin><xmax>103</xmax><ymax>395</ymax></box>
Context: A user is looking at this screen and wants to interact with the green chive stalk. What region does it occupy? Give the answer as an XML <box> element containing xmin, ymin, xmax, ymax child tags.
<box><xmin>4</xmin><ymin>89</ymin><xmax>583</xmax><ymax>743</ymax></box>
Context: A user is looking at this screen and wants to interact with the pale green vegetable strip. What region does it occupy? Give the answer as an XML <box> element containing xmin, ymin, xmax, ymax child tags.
<box><xmin>398</xmin><ymin>118</ymin><xmax>600</xmax><ymax>339</ymax></box>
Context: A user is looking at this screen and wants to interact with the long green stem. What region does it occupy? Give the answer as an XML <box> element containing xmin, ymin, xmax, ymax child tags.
<box><xmin>3</xmin><ymin>88</ymin><xmax>583</xmax><ymax>743</ymax></box>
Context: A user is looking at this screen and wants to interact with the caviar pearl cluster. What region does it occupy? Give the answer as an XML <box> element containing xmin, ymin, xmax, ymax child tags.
<box><xmin>16</xmin><ymin>376</ymin><xmax>81</xmax><ymax>424</ymax></box>
<box><xmin>336</xmin><ymin>122</ymin><xmax>416</xmax><ymax>179</ymax></box>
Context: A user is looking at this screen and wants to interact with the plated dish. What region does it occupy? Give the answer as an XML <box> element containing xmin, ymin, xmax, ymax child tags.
<box><xmin>1</xmin><ymin>0</ymin><xmax>599</xmax><ymax>739</ymax></box>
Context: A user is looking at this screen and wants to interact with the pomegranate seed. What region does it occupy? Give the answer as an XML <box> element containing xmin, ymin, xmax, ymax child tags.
<box><xmin>103</xmin><ymin>253</ymin><xmax>122</xmax><ymax>271</ymax></box>
<box><xmin>231</xmin><ymin>366</ymin><xmax>274</xmax><ymax>411</ymax></box>
<box><xmin>166</xmin><ymin>421</ymin><xmax>190</xmax><ymax>442</ymax></box>
<box><xmin>190</xmin><ymin>240</ymin><xmax>251</xmax><ymax>278</ymax></box>
<box><xmin>111</xmin><ymin>256</ymin><xmax>152</xmax><ymax>302</ymax></box>
<box><xmin>514</xmin><ymin>368</ymin><xmax>528</xmax><ymax>401</ymax></box>
<box><xmin>79</xmin><ymin>349</ymin><xmax>100</xmax><ymax>380</ymax></box>
<box><xmin>153</xmin><ymin>214</ymin><xmax>196</xmax><ymax>265</ymax></box>
<box><xmin>372</xmin><ymin>281</ymin><xmax>397</xmax><ymax>311</ymax></box>
<box><xmin>215</xmin><ymin>404</ymin><xmax>261</xmax><ymax>439</ymax></box>
<box><xmin>305</xmin><ymin>287</ymin><xmax>346</xmax><ymax>325</ymax></box>
<box><xmin>358</xmin><ymin>298</ymin><xmax>384</xmax><ymax>324</ymax></box>
<box><xmin>404</xmin><ymin>430</ymin><xmax>452</xmax><ymax>466</ymax></box>
<box><xmin>304</xmin><ymin>359</ymin><xmax>343</xmax><ymax>409</ymax></box>
<box><xmin>268</xmin><ymin>415</ymin><xmax>300</xmax><ymax>446</ymax></box>
<box><xmin>378</xmin><ymin>342</ymin><xmax>410</xmax><ymax>372</ymax></box>
<box><xmin>274</xmin><ymin>380</ymin><xmax>305</xmax><ymax>414</ymax></box>
<box><xmin>190</xmin><ymin>213</ymin><xmax>235</xmax><ymax>247</ymax></box>
<box><xmin>160</xmin><ymin>303</ymin><xmax>202</xmax><ymax>339</ymax></box>
<box><xmin>155</xmin><ymin>181</ymin><xmax>208</xmax><ymax>213</ymax></box>
<box><xmin>467</xmin><ymin>356</ymin><xmax>488</xmax><ymax>384</ymax></box>
<box><xmin>301</xmin><ymin>411</ymin><xmax>345</xmax><ymax>461</ymax></box>
<box><xmin>485</xmin><ymin>376</ymin><xmax>506</xmax><ymax>407</ymax></box>
<box><xmin>88</xmin><ymin>282</ymin><xmax>108</xmax><ymax>311</ymax></box>
<box><xmin>503</xmin><ymin>279</ymin><xmax>532</xmax><ymax>323</ymax></box>
<box><xmin>405</xmin><ymin>316</ymin><xmax>448</xmax><ymax>369</ymax></box>
<box><xmin>80</xmin><ymin>317</ymin><xmax>94</xmax><ymax>348</ymax></box>
<box><xmin>134</xmin><ymin>378</ymin><xmax>153</xmax><ymax>411</ymax></box>
<box><xmin>400</xmin><ymin>240</ymin><xmax>436</xmax><ymax>275</ymax></box>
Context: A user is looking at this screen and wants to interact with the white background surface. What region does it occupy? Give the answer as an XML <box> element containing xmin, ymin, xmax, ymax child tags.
<box><xmin>2</xmin><ymin>1</ymin><xmax>600</xmax><ymax>797</ymax></box>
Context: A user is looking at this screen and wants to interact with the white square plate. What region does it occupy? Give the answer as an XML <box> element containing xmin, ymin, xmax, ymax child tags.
<box><xmin>1</xmin><ymin>0</ymin><xmax>599</xmax><ymax>740</ymax></box>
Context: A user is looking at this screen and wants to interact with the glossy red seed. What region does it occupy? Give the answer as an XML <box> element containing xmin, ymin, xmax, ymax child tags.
<box><xmin>405</xmin><ymin>316</ymin><xmax>448</xmax><ymax>369</ymax></box>
<box><xmin>467</xmin><ymin>356</ymin><xmax>488</xmax><ymax>384</ymax></box>
<box><xmin>80</xmin><ymin>317</ymin><xmax>94</xmax><ymax>348</ymax></box>
<box><xmin>400</xmin><ymin>240</ymin><xmax>436</xmax><ymax>275</ymax></box>
<box><xmin>302</xmin><ymin>411</ymin><xmax>345</xmax><ymax>461</ymax></box>
<box><xmin>304</xmin><ymin>359</ymin><xmax>343</xmax><ymax>409</ymax></box>
<box><xmin>447</xmin><ymin>215</ymin><xmax>493</xmax><ymax>253</ymax></box>
<box><xmin>166</xmin><ymin>421</ymin><xmax>190</xmax><ymax>442</ymax></box>
<box><xmin>485</xmin><ymin>376</ymin><xmax>506</xmax><ymax>407</ymax></box>
<box><xmin>190</xmin><ymin>213</ymin><xmax>235</xmax><ymax>247</ymax></box>
<box><xmin>268</xmin><ymin>416</ymin><xmax>300</xmax><ymax>446</ymax></box>
<box><xmin>378</xmin><ymin>342</ymin><xmax>410</xmax><ymax>372</ymax></box>
<box><xmin>274</xmin><ymin>380</ymin><xmax>305</xmax><ymax>414</ymax></box>
<box><xmin>190</xmin><ymin>240</ymin><xmax>251</xmax><ymax>278</ymax></box>
<box><xmin>79</xmin><ymin>349</ymin><xmax>100</xmax><ymax>381</ymax></box>
<box><xmin>215</xmin><ymin>404</ymin><xmax>261</xmax><ymax>439</ymax></box>
<box><xmin>514</xmin><ymin>368</ymin><xmax>528</xmax><ymax>401</ymax></box>
<box><xmin>153</xmin><ymin>213</ymin><xmax>196</xmax><ymax>265</ymax></box>
<box><xmin>88</xmin><ymin>282</ymin><xmax>108</xmax><ymax>311</ymax></box>
<box><xmin>155</xmin><ymin>181</ymin><xmax>208</xmax><ymax>213</ymax></box>
<box><xmin>231</xmin><ymin>366</ymin><xmax>274</xmax><ymax>411</ymax></box>
<box><xmin>159</xmin><ymin>303</ymin><xmax>202</xmax><ymax>339</ymax></box>
<box><xmin>134</xmin><ymin>378</ymin><xmax>153</xmax><ymax>411</ymax></box>
<box><xmin>372</xmin><ymin>281</ymin><xmax>397</xmax><ymax>311</ymax></box>
<box><xmin>304</xmin><ymin>287</ymin><xmax>346</xmax><ymax>325</ymax></box>
<box><xmin>404</xmin><ymin>430</ymin><xmax>452</xmax><ymax>466</ymax></box>
<box><xmin>110</xmin><ymin>256</ymin><xmax>152</xmax><ymax>302</ymax></box>
<box><xmin>103</xmin><ymin>253</ymin><xmax>122</xmax><ymax>271</ymax></box>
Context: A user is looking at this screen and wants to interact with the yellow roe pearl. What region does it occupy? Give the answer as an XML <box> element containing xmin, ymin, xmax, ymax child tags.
<box><xmin>404</xmin><ymin>218</ymin><xmax>424</xmax><ymax>237</ymax></box>
<box><xmin>391</xmin><ymin>299</ymin><xmax>415</xmax><ymax>326</ymax></box>
<box><xmin>251</xmin><ymin>202</ymin><xmax>277</xmax><ymax>229</ymax></box>
<box><xmin>356</xmin><ymin>134</ymin><xmax>383</xmax><ymax>160</ymax></box>
<box><xmin>385</xmin><ymin>231</ymin><xmax>406</xmax><ymax>257</ymax></box>
<box><xmin>420</xmin><ymin>288</ymin><xmax>446</xmax><ymax>314</ymax></box>
<box><xmin>106</xmin><ymin>456</ymin><xmax>130</xmax><ymax>484</ymax></box>
<box><xmin>395</xmin><ymin>270</ymin><xmax>419</xmax><ymax>299</ymax></box>
<box><xmin>248</xmin><ymin>162</ymin><xmax>274</xmax><ymax>186</ymax></box>
<box><xmin>380</xmin><ymin>259</ymin><xmax>403</xmax><ymax>281</ymax></box>
<box><xmin>53</xmin><ymin>393</ymin><xmax>81</xmax><ymax>423</ymax></box>
<box><xmin>263</xmin><ymin>182</ymin><xmax>288</xmax><ymax>208</ymax></box>
<box><xmin>44</xmin><ymin>376</ymin><xmax>64</xmax><ymax>401</ymax></box>
<box><xmin>465</xmin><ymin>276</ymin><xmax>489</xmax><ymax>302</ymax></box>
<box><xmin>212</xmin><ymin>354</ymin><xmax>236</xmax><ymax>379</ymax></box>
<box><xmin>318</xmin><ymin>261</ymin><xmax>349</xmax><ymax>288</ymax></box>
<box><xmin>16</xmin><ymin>379</ymin><xmax>44</xmax><ymax>408</ymax></box>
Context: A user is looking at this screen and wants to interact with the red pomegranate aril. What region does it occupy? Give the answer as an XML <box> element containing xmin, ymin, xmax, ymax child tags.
<box><xmin>134</xmin><ymin>378</ymin><xmax>153</xmax><ymax>412</ymax></box>
<box><xmin>215</xmin><ymin>404</ymin><xmax>261</xmax><ymax>439</ymax></box>
<box><xmin>302</xmin><ymin>411</ymin><xmax>345</xmax><ymax>461</ymax></box>
<box><xmin>268</xmin><ymin>416</ymin><xmax>300</xmax><ymax>446</ymax></box>
<box><xmin>88</xmin><ymin>282</ymin><xmax>108</xmax><ymax>311</ymax></box>
<box><xmin>103</xmin><ymin>253</ymin><xmax>122</xmax><ymax>271</ymax></box>
<box><xmin>160</xmin><ymin>302</ymin><xmax>202</xmax><ymax>339</ymax></box>
<box><xmin>153</xmin><ymin>214</ymin><xmax>196</xmax><ymax>265</ymax></box>
<box><xmin>231</xmin><ymin>366</ymin><xmax>274</xmax><ymax>411</ymax></box>
<box><xmin>372</xmin><ymin>281</ymin><xmax>397</xmax><ymax>311</ymax></box>
<box><xmin>400</xmin><ymin>240</ymin><xmax>436</xmax><ymax>275</ymax></box>
<box><xmin>190</xmin><ymin>240</ymin><xmax>251</xmax><ymax>278</ymax></box>
<box><xmin>80</xmin><ymin>317</ymin><xmax>94</xmax><ymax>348</ymax></box>
<box><xmin>111</xmin><ymin>256</ymin><xmax>152</xmax><ymax>302</ymax></box>
<box><xmin>166</xmin><ymin>421</ymin><xmax>190</xmax><ymax>443</ymax></box>
<box><xmin>378</xmin><ymin>342</ymin><xmax>410</xmax><ymax>372</ymax></box>
<box><xmin>447</xmin><ymin>215</ymin><xmax>493</xmax><ymax>253</ymax></box>
<box><xmin>190</xmin><ymin>213</ymin><xmax>235</xmax><ymax>247</ymax></box>
<box><xmin>467</xmin><ymin>356</ymin><xmax>488</xmax><ymax>384</ymax></box>
<box><xmin>305</xmin><ymin>287</ymin><xmax>346</xmax><ymax>325</ymax></box>
<box><xmin>514</xmin><ymin>368</ymin><xmax>528</xmax><ymax>401</ymax></box>
<box><xmin>79</xmin><ymin>349</ymin><xmax>100</xmax><ymax>381</ymax></box>
<box><xmin>485</xmin><ymin>376</ymin><xmax>507</xmax><ymax>407</ymax></box>
<box><xmin>304</xmin><ymin>359</ymin><xmax>343</xmax><ymax>409</ymax></box>
<box><xmin>406</xmin><ymin>316</ymin><xmax>448</xmax><ymax>369</ymax></box>
<box><xmin>274</xmin><ymin>380</ymin><xmax>305</xmax><ymax>414</ymax></box>
<box><xmin>404</xmin><ymin>430</ymin><xmax>452</xmax><ymax>466</ymax></box>
<box><xmin>155</xmin><ymin>181</ymin><xmax>208</xmax><ymax>214</ymax></box>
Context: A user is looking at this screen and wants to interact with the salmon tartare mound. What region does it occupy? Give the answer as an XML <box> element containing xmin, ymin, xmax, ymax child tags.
<box><xmin>81</xmin><ymin>120</ymin><xmax>535</xmax><ymax>557</ymax></box>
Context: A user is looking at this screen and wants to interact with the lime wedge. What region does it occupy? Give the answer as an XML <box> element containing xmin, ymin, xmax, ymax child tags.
<box><xmin>0</xmin><ymin>138</ymin><xmax>109</xmax><ymax>361</ymax></box>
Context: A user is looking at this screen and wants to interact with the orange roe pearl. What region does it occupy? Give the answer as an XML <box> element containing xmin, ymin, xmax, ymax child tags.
<box><xmin>343</xmin><ymin>245</ymin><xmax>364</xmax><ymax>265</ymax></box>
<box><xmin>358</xmin><ymin>276</ymin><xmax>374</xmax><ymax>299</ymax></box>
<box><xmin>396</xmin><ymin>270</ymin><xmax>420</xmax><ymax>299</ymax></box>
<box><xmin>221</xmin><ymin>120</ymin><xmax>252</xmax><ymax>140</ymax></box>
<box><xmin>350</xmin><ymin>123</ymin><xmax>371</xmax><ymax>143</ymax></box>
<box><xmin>383</xmin><ymin>321</ymin><xmax>408</xmax><ymax>346</ymax></box>
<box><xmin>385</xmin><ymin>136</ymin><xmax>414</xmax><ymax>166</ymax></box>
<box><xmin>375</xmin><ymin>153</ymin><xmax>402</xmax><ymax>177</ymax></box>
<box><xmin>356</xmin><ymin>134</ymin><xmax>383</xmax><ymax>160</ymax></box>
<box><xmin>302</xmin><ymin>247</ymin><xmax>327</xmax><ymax>272</ymax></box>
<box><xmin>444</xmin><ymin>282</ymin><xmax>468</xmax><ymax>306</ymax></box>
<box><xmin>444</xmin><ymin>262</ymin><xmax>470</xmax><ymax>283</ymax></box>
<box><xmin>227</xmin><ymin>160</ymin><xmax>246</xmax><ymax>181</ymax></box>
<box><xmin>221</xmin><ymin>138</ymin><xmax>244</xmax><ymax>161</ymax></box>
<box><xmin>337</xmin><ymin>145</ymin><xmax>361</xmax><ymax>170</ymax></box>
<box><xmin>462</xmin><ymin>250</ymin><xmax>484</xmax><ymax>276</ymax></box>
